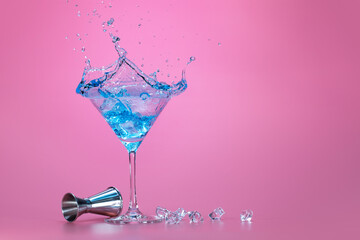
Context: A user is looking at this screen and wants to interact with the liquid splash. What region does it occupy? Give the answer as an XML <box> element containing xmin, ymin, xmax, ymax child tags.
<box><xmin>77</xmin><ymin>41</ymin><xmax>188</xmax><ymax>98</ymax></box>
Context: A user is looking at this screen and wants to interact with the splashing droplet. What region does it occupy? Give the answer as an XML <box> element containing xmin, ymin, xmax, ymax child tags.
<box><xmin>81</xmin><ymin>47</ymin><xmax>85</xmax><ymax>52</ymax></box>
<box><xmin>111</xmin><ymin>34</ymin><xmax>120</xmax><ymax>43</ymax></box>
<box><xmin>107</xmin><ymin>18</ymin><xmax>114</xmax><ymax>26</ymax></box>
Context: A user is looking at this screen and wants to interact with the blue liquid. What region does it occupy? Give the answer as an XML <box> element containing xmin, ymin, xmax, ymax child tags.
<box><xmin>100</xmin><ymin>101</ymin><xmax>157</xmax><ymax>152</ymax></box>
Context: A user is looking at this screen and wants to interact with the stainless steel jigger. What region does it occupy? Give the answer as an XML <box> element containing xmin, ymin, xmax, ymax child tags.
<box><xmin>61</xmin><ymin>187</ymin><xmax>123</xmax><ymax>222</ymax></box>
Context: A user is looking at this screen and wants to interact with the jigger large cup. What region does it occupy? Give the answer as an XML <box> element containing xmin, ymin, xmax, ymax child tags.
<box><xmin>61</xmin><ymin>187</ymin><xmax>123</xmax><ymax>222</ymax></box>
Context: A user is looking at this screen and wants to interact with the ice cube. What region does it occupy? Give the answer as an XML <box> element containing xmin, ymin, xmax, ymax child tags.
<box><xmin>175</xmin><ymin>208</ymin><xmax>187</xmax><ymax>218</ymax></box>
<box><xmin>209</xmin><ymin>207</ymin><xmax>225</xmax><ymax>220</ymax></box>
<box><xmin>156</xmin><ymin>206</ymin><xmax>170</xmax><ymax>219</ymax></box>
<box><xmin>188</xmin><ymin>211</ymin><xmax>204</xmax><ymax>223</ymax></box>
<box><xmin>240</xmin><ymin>209</ymin><xmax>253</xmax><ymax>222</ymax></box>
<box><xmin>165</xmin><ymin>212</ymin><xmax>182</xmax><ymax>224</ymax></box>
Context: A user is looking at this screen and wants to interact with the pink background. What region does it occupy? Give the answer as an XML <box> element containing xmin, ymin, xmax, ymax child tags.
<box><xmin>0</xmin><ymin>0</ymin><xmax>359</xmax><ymax>239</ymax></box>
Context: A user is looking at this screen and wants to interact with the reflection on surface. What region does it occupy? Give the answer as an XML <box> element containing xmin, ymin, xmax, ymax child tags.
<box><xmin>240</xmin><ymin>221</ymin><xmax>253</xmax><ymax>231</ymax></box>
<box><xmin>61</xmin><ymin>217</ymin><xmax>254</xmax><ymax>237</ymax></box>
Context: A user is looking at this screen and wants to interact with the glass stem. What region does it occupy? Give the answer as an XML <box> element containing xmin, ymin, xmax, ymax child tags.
<box><xmin>128</xmin><ymin>151</ymin><xmax>138</xmax><ymax>211</ymax></box>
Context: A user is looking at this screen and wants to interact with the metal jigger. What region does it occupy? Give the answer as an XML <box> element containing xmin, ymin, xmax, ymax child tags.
<box><xmin>61</xmin><ymin>187</ymin><xmax>123</xmax><ymax>222</ymax></box>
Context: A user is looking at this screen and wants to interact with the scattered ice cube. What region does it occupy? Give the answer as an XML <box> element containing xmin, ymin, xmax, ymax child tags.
<box><xmin>156</xmin><ymin>206</ymin><xmax>170</xmax><ymax>219</ymax></box>
<box><xmin>188</xmin><ymin>211</ymin><xmax>203</xmax><ymax>223</ymax></box>
<box><xmin>209</xmin><ymin>207</ymin><xmax>225</xmax><ymax>220</ymax></box>
<box><xmin>175</xmin><ymin>208</ymin><xmax>187</xmax><ymax>218</ymax></box>
<box><xmin>240</xmin><ymin>209</ymin><xmax>253</xmax><ymax>222</ymax></box>
<box><xmin>165</xmin><ymin>212</ymin><xmax>182</xmax><ymax>224</ymax></box>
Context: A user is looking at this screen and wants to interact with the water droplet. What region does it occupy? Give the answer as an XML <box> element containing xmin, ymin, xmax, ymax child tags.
<box><xmin>77</xmin><ymin>11</ymin><xmax>81</xmax><ymax>17</ymax></box>
<box><xmin>190</xmin><ymin>56</ymin><xmax>196</xmax><ymax>61</ymax></box>
<box><xmin>81</xmin><ymin>47</ymin><xmax>85</xmax><ymax>52</ymax></box>
<box><xmin>85</xmin><ymin>59</ymin><xmax>91</xmax><ymax>67</ymax></box>
<box><xmin>75</xmin><ymin>4</ymin><xmax>78</xmax><ymax>7</ymax></box>
<box><xmin>65</xmin><ymin>36</ymin><xmax>68</xmax><ymax>40</ymax></box>
<box><xmin>141</xmin><ymin>64</ymin><xmax>144</xmax><ymax>67</ymax></box>
<box><xmin>157</xmin><ymin>69</ymin><xmax>160</xmax><ymax>72</ymax></box>
<box><xmin>73</xmin><ymin>48</ymin><xmax>76</xmax><ymax>51</ymax></box>
<box><xmin>107</xmin><ymin>18</ymin><xmax>114</xmax><ymax>26</ymax></box>
<box><xmin>218</xmin><ymin>42</ymin><xmax>221</xmax><ymax>46</ymax></box>
<box><xmin>167</xmin><ymin>74</ymin><xmax>170</xmax><ymax>77</ymax></box>
<box><xmin>111</xmin><ymin>35</ymin><xmax>120</xmax><ymax>43</ymax></box>
<box><xmin>138</xmin><ymin>23</ymin><xmax>142</xmax><ymax>27</ymax></box>
<box><xmin>177</xmin><ymin>58</ymin><xmax>180</xmax><ymax>61</ymax></box>
<box><xmin>103</xmin><ymin>29</ymin><xmax>107</xmax><ymax>32</ymax></box>
<box><xmin>165</xmin><ymin>59</ymin><xmax>168</xmax><ymax>63</ymax></box>
<box><xmin>138</xmin><ymin>41</ymin><xmax>141</xmax><ymax>45</ymax></box>
<box><xmin>76</xmin><ymin>33</ymin><xmax>80</xmax><ymax>37</ymax></box>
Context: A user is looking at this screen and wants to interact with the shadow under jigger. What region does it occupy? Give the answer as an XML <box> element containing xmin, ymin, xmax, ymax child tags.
<box><xmin>61</xmin><ymin>187</ymin><xmax>123</xmax><ymax>222</ymax></box>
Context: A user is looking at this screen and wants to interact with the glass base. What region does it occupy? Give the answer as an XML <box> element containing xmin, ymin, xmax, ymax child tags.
<box><xmin>105</xmin><ymin>208</ymin><xmax>163</xmax><ymax>224</ymax></box>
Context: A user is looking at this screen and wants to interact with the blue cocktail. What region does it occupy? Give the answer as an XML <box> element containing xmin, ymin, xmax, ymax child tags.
<box><xmin>76</xmin><ymin>43</ymin><xmax>187</xmax><ymax>224</ymax></box>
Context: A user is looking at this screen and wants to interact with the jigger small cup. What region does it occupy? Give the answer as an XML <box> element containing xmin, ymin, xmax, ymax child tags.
<box><xmin>61</xmin><ymin>187</ymin><xmax>123</xmax><ymax>222</ymax></box>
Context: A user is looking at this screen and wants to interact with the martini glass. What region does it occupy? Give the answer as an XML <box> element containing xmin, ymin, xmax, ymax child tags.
<box><xmin>76</xmin><ymin>46</ymin><xmax>187</xmax><ymax>224</ymax></box>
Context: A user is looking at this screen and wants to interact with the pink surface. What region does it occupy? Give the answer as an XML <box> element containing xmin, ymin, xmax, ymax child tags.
<box><xmin>0</xmin><ymin>0</ymin><xmax>360</xmax><ymax>239</ymax></box>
